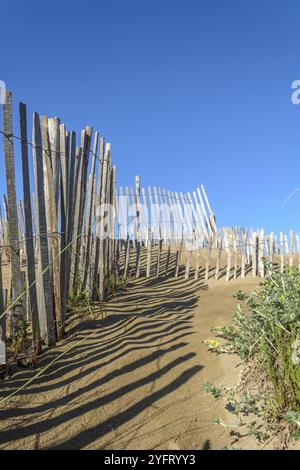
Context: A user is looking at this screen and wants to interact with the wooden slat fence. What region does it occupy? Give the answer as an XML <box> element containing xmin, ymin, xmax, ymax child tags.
<box><xmin>0</xmin><ymin>90</ymin><xmax>299</xmax><ymax>368</ymax></box>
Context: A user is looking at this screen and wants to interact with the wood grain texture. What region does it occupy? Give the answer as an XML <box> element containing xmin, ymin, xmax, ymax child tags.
<box><xmin>2</xmin><ymin>91</ymin><xmax>23</xmax><ymax>323</ymax></box>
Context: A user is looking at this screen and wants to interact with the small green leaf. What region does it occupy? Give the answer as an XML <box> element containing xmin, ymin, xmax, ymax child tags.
<box><xmin>292</xmin><ymin>431</ymin><xmax>300</xmax><ymax>441</ymax></box>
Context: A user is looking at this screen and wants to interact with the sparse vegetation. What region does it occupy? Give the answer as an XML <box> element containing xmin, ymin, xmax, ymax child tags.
<box><xmin>69</xmin><ymin>283</ymin><xmax>89</xmax><ymax>306</ymax></box>
<box><xmin>203</xmin><ymin>268</ymin><xmax>300</xmax><ymax>447</ymax></box>
<box><xmin>104</xmin><ymin>274</ymin><xmax>125</xmax><ymax>298</ymax></box>
<box><xmin>8</xmin><ymin>318</ymin><xmax>30</xmax><ymax>361</ymax></box>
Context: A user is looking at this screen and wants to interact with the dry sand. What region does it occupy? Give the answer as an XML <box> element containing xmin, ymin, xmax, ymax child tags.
<box><xmin>0</xmin><ymin>261</ymin><xmax>263</xmax><ymax>450</ymax></box>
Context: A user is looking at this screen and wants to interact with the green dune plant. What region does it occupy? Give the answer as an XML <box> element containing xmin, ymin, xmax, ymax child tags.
<box><xmin>203</xmin><ymin>268</ymin><xmax>300</xmax><ymax>446</ymax></box>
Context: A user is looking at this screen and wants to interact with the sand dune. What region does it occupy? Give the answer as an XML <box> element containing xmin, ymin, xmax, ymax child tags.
<box><xmin>0</xmin><ymin>264</ymin><xmax>262</xmax><ymax>450</ymax></box>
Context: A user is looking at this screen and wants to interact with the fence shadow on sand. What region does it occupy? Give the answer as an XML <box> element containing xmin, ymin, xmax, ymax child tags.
<box><xmin>0</xmin><ymin>270</ymin><xmax>207</xmax><ymax>449</ymax></box>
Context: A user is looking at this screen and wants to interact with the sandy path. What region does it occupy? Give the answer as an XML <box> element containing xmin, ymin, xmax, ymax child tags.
<box><xmin>0</xmin><ymin>272</ymin><xmax>260</xmax><ymax>450</ymax></box>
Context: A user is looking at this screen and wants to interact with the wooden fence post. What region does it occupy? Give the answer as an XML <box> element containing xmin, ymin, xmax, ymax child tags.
<box><xmin>215</xmin><ymin>235</ymin><xmax>222</xmax><ymax>280</ymax></box>
<box><xmin>32</xmin><ymin>113</ymin><xmax>55</xmax><ymax>346</ymax></box>
<box><xmin>205</xmin><ymin>235</ymin><xmax>212</xmax><ymax>280</ymax></box>
<box><xmin>241</xmin><ymin>229</ymin><xmax>247</xmax><ymax>279</ymax></box>
<box><xmin>3</xmin><ymin>91</ymin><xmax>25</xmax><ymax>333</ymax></box>
<box><xmin>41</xmin><ymin>116</ymin><xmax>62</xmax><ymax>340</ymax></box>
<box><xmin>119</xmin><ymin>186</ymin><xmax>130</xmax><ymax>279</ymax></box>
<box><xmin>58</xmin><ymin>123</ymin><xmax>68</xmax><ymax>332</ymax></box>
<box><xmin>225</xmin><ymin>229</ymin><xmax>232</xmax><ymax>282</ymax></box>
<box><xmin>251</xmin><ymin>232</ymin><xmax>257</xmax><ymax>277</ymax></box>
<box><xmin>19</xmin><ymin>102</ymin><xmax>40</xmax><ymax>350</ymax></box>
<box><xmin>135</xmin><ymin>176</ymin><xmax>142</xmax><ymax>278</ymax></box>
<box><xmin>92</xmin><ymin>137</ymin><xmax>104</xmax><ymax>298</ymax></box>
<box><xmin>153</xmin><ymin>187</ymin><xmax>162</xmax><ymax>277</ymax></box>
<box><xmin>280</xmin><ymin>232</ymin><xmax>284</xmax><ymax>273</ymax></box>
<box><xmin>233</xmin><ymin>229</ymin><xmax>238</xmax><ymax>279</ymax></box>
<box><xmin>289</xmin><ymin>229</ymin><xmax>294</xmax><ymax>268</ymax></box>
<box><xmin>258</xmin><ymin>229</ymin><xmax>265</xmax><ymax>278</ymax></box>
<box><xmin>0</xmin><ymin>249</ymin><xmax>5</xmax><ymax>361</ymax></box>
<box><xmin>65</xmin><ymin>131</ymin><xmax>76</xmax><ymax>297</ymax></box>
<box><xmin>296</xmin><ymin>235</ymin><xmax>300</xmax><ymax>272</ymax></box>
<box><xmin>98</xmin><ymin>143</ymin><xmax>110</xmax><ymax>298</ymax></box>
<box><xmin>82</xmin><ymin>131</ymin><xmax>99</xmax><ymax>290</ymax></box>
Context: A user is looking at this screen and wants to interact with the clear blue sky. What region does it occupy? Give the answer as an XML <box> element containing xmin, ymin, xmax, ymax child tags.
<box><xmin>1</xmin><ymin>0</ymin><xmax>300</xmax><ymax>233</ymax></box>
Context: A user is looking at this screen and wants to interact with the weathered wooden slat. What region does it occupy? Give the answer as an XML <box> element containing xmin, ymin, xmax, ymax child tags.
<box><xmin>60</xmin><ymin>126</ymin><xmax>70</xmax><ymax>330</ymax></box>
<box><xmin>197</xmin><ymin>187</ymin><xmax>211</xmax><ymax>236</ymax></box>
<box><xmin>268</xmin><ymin>232</ymin><xmax>274</xmax><ymax>274</ymax></box>
<box><xmin>72</xmin><ymin>128</ymin><xmax>93</xmax><ymax>290</ymax></box>
<box><xmin>225</xmin><ymin>229</ymin><xmax>232</xmax><ymax>282</ymax></box>
<box><xmin>251</xmin><ymin>231</ymin><xmax>257</xmax><ymax>277</ymax></box>
<box><xmin>174</xmin><ymin>192</ymin><xmax>184</xmax><ymax>277</ymax></box>
<box><xmin>135</xmin><ymin>176</ymin><xmax>142</xmax><ymax>278</ymax></box>
<box><xmin>181</xmin><ymin>193</ymin><xmax>193</xmax><ymax>279</ymax></box>
<box><xmin>205</xmin><ymin>235</ymin><xmax>212</xmax><ymax>280</ymax></box>
<box><xmin>0</xmin><ymin>249</ymin><xmax>5</xmax><ymax>359</ymax></box>
<box><xmin>289</xmin><ymin>229</ymin><xmax>294</xmax><ymax>268</ymax></box>
<box><xmin>2</xmin><ymin>91</ymin><xmax>24</xmax><ymax>328</ymax></box>
<box><xmin>32</xmin><ymin>113</ymin><xmax>55</xmax><ymax>346</ymax></box>
<box><xmin>233</xmin><ymin>229</ymin><xmax>238</xmax><ymax>279</ymax></box>
<box><xmin>141</xmin><ymin>188</ymin><xmax>151</xmax><ymax>277</ymax></box>
<box><xmin>280</xmin><ymin>232</ymin><xmax>284</xmax><ymax>273</ymax></box>
<box><xmin>48</xmin><ymin>117</ymin><xmax>61</xmax><ymax>214</ymax></box>
<box><xmin>65</xmin><ymin>131</ymin><xmax>76</xmax><ymax>296</ymax></box>
<box><xmin>71</xmin><ymin>131</ymin><xmax>87</xmax><ymax>289</ymax></box>
<box><xmin>185</xmin><ymin>250</ymin><xmax>192</xmax><ymax>280</ymax></box>
<box><xmin>297</xmin><ymin>234</ymin><xmax>300</xmax><ymax>272</ymax></box>
<box><xmin>241</xmin><ymin>229</ymin><xmax>247</xmax><ymax>279</ymax></box>
<box><xmin>92</xmin><ymin>137</ymin><xmax>104</xmax><ymax>297</ymax></box>
<box><xmin>258</xmin><ymin>229</ymin><xmax>265</xmax><ymax>278</ymax></box>
<box><xmin>82</xmin><ymin>131</ymin><xmax>99</xmax><ymax>290</ymax></box>
<box><xmin>98</xmin><ymin>143</ymin><xmax>110</xmax><ymax>299</ymax></box>
<box><xmin>124</xmin><ymin>187</ymin><xmax>131</xmax><ymax>278</ymax></box>
<box><xmin>41</xmin><ymin>116</ymin><xmax>62</xmax><ymax>340</ymax></box>
<box><xmin>193</xmin><ymin>191</ymin><xmax>208</xmax><ymax>239</ymax></box>
<box><xmin>67</xmin><ymin>132</ymin><xmax>76</xmax><ymax>241</ymax></box>
<box><xmin>194</xmin><ymin>251</ymin><xmax>200</xmax><ymax>280</ymax></box>
<box><xmin>162</xmin><ymin>189</ymin><xmax>171</xmax><ymax>277</ymax></box>
<box><xmin>113</xmin><ymin>167</ymin><xmax>120</xmax><ymax>280</ymax></box>
<box><xmin>201</xmin><ymin>184</ymin><xmax>217</xmax><ymax>233</ymax></box>
<box><xmin>215</xmin><ymin>235</ymin><xmax>222</xmax><ymax>280</ymax></box>
<box><xmin>153</xmin><ymin>187</ymin><xmax>162</xmax><ymax>277</ymax></box>
<box><xmin>104</xmin><ymin>163</ymin><xmax>114</xmax><ymax>280</ymax></box>
<box><xmin>69</xmin><ymin>146</ymin><xmax>83</xmax><ymax>292</ymax></box>
<box><xmin>148</xmin><ymin>186</ymin><xmax>158</xmax><ymax>243</ymax></box>
<box><xmin>19</xmin><ymin>103</ymin><xmax>40</xmax><ymax>350</ymax></box>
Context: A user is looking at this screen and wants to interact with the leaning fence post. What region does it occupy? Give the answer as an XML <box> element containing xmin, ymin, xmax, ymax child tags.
<box><xmin>296</xmin><ymin>234</ymin><xmax>300</xmax><ymax>272</ymax></box>
<box><xmin>225</xmin><ymin>230</ymin><xmax>232</xmax><ymax>282</ymax></box>
<box><xmin>233</xmin><ymin>229</ymin><xmax>238</xmax><ymax>280</ymax></box>
<box><xmin>41</xmin><ymin>116</ymin><xmax>62</xmax><ymax>340</ymax></box>
<box><xmin>251</xmin><ymin>231</ymin><xmax>257</xmax><ymax>277</ymax></box>
<box><xmin>289</xmin><ymin>229</ymin><xmax>294</xmax><ymax>268</ymax></box>
<box><xmin>98</xmin><ymin>143</ymin><xmax>110</xmax><ymax>299</ymax></box>
<box><xmin>258</xmin><ymin>229</ymin><xmax>265</xmax><ymax>278</ymax></box>
<box><xmin>2</xmin><ymin>91</ymin><xmax>24</xmax><ymax>328</ymax></box>
<box><xmin>32</xmin><ymin>113</ymin><xmax>56</xmax><ymax>346</ymax></box>
<box><xmin>58</xmin><ymin>123</ymin><xmax>68</xmax><ymax>332</ymax></box>
<box><xmin>153</xmin><ymin>187</ymin><xmax>162</xmax><ymax>277</ymax></box>
<box><xmin>19</xmin><ymin>102</ymin><xmax>40</xmax><ymax>350</ymax></box>
<box><xmin>135</xmin><ymin>176</ymin><xmax>142</xmax><ymax>278</ymax></box>
<box><xmin>185</xmin><ymin>249</ymin><xmax>192</xmax><ymax>280</ymax></box>
<box><xmin>82</xmin><ymin>131</ymin><xmax>99</xmax><ymax>290</ymax></box>
<box><xmin>280</xmin><ymin>232</ymin><xmax>284</xmax><ymax>273</ymax></box>
<box><xmin>0</xmin><ymin>249</ymin><xmax>6</xmax><ymax>367</ymax></box>
<box><xmin>241</xmin><ymin>229</ymin><xmax>247</xmax><ymax>279</ymax></box>
<box><xmin>215</xmin><ymin>235</ymin><xmax>222</xmax><ymax>280</ymax></box>
<box><xmin>205</xmin><ymin>235</ymin><xmax>212</xmax><ymax>280</ymax></box>
<box><xmin>194</xmin><ymin>251</ymin><xmax>200</xmax><ymax>280</ymax></box>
